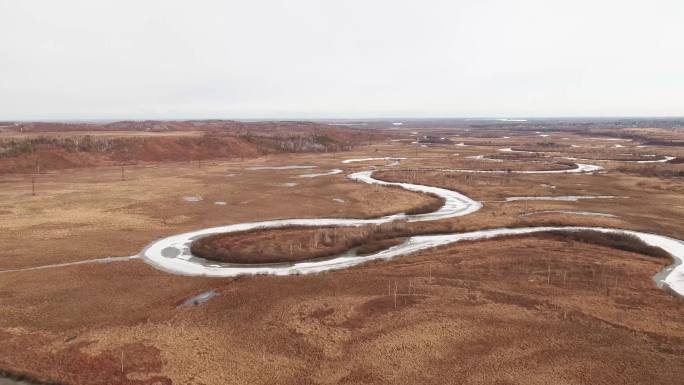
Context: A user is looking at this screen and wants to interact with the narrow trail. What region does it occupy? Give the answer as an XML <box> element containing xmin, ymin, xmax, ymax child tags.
<box><xmin>0</xmin><ymin>255</ymin><xmax>138</xmax><ymax>274</ymax></box>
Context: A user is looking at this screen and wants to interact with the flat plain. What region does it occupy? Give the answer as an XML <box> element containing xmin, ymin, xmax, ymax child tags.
<box><xmin>1</xmin><ymin>122</ymin><xmax>683</xmax><ymax>384</ymax></box>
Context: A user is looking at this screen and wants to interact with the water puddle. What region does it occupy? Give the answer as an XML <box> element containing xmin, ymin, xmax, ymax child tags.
<box><xmin>179</xmin><ymin>290</ymin><xmax>218</xmax><ymax>307</ymax></box>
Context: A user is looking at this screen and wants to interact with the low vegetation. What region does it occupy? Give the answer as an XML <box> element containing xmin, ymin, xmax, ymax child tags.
<box><xmin>541</xmin><ymin>230</ymin><xmax>670</xmax><ymax>259</ymax></box>
<box><xmin>643</xmin><ymin>140</ymin><xmax>684</xmax><ymax>147</ymax></box>
<box><xmin>416</xmin><ymin>136</ymin><xmax>453</xmax><ymax>144</ymax></box>
<box><xmin>512</xmin><ymin>142</ymin><xmax>571</xmax><ymax>152</ymax></box>
<box><xmin>4</xmin><ymin>121</ymin><xmax>684</xmax><ymax>384</ymax></box>
<box><xmin>487</xmin><ymin>153</ymin><xmax>547</xmax><ymax>161</ymax></box>
<box><xmin>0</xmin><ymin>121</ymin><xmax>386</xmax><ymax>173</ymax></box>
<box><xmin>403</xmin><ymin>192</ymin><xmax>445</xmax><ymax>215</ymax></box>
<box><xmin>615</xmin><ymin>163</ymin><xmax>684</xmax><ymax>178</ymax></box>
<box><xmin>190</xmin><ymin>223</ymin><xmax>411</xmax><ymax>264</ymax></box>
<box><xmin>356</xmin><ymin>238</ymin><xmax>405</xmax><ymax>255</ymax></box>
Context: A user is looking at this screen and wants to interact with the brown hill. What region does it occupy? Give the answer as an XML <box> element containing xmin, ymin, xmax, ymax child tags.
<box><xmin>0</xmin><ymin>121</ymin><xmax>387</xmax><ymax>173</ymax></box>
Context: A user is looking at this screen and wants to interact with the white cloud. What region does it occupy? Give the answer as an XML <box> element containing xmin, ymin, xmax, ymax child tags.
<box><xmin>1</xmin><ymin>0</ymin><xmax>682</xmax><ymax>119</ymax></box>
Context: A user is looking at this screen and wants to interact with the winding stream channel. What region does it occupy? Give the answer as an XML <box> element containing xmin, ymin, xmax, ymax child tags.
<box><xmin>139</xmin><ymin>167</ymin><xmax>684</xmax><ymax>297</ymax></box>
<box><xmin>1</xmin><ymin>159</ymin><xmax>680</xmax><ymax>297</ymax></box>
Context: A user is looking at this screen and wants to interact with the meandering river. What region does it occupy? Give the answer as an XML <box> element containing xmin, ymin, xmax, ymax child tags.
<box><xmin>1</xmin><ymin>160</ymin><xmax>680</xmax><ymax>296</ymax></box>
<box><xmin>139</xmin><ymin>168</ymin><xmax>684</xmax><ymax>297</ymax></box>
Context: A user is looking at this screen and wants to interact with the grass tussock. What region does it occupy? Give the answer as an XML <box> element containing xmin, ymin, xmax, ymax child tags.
<box><xmin>403</xmin><ymin>192</ymin><xmax>445</xmax><ymax>215</ymax></box>
<box><xmin>544</xmin><ymin>230</ymin><xmax>670</xmax><ymax>259</ymax></box>
<box><xmin>351</xmin><ymin>183</ymin><xmax>445</xmax><ymax>216</ymax></box>
<box><xmin>357</xmin><ymin>238</ymin><xmax>405</xmax><ymax>255</ymax></box>
<box><xmin>615</xmin><ymin>163</ymin><xmax>684</xmax><ymax>178</ymax></box>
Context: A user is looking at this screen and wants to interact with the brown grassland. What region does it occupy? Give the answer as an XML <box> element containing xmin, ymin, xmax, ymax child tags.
<box><xmin>1</xmin><ymin>124</ymin><xmax>684</xmax><ymax>384</ymax></box>
<box><xmin>190</xmin><ymin>225</ymin><xmax>403</xmax><ymax>264</ymax></box>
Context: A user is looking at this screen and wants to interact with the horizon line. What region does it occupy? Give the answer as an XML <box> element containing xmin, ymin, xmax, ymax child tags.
<box><xmin>3</xmin><ymin>115</ymin><xmax>684</xmax><ymax>124</ymax></box>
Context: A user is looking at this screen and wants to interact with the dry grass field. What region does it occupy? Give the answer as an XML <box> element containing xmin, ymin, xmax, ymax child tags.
<box><xmin>0</xmin><ymin>154</ymin><xmax>438</xmax><ymax>270</ymax></box>
<box><xmin>1</xmin><ymin>125</ymin><xmax>683</xmax><ymax>384</ymax></box>
<box><xmin>2</xmin><ymin>237</ymin><xmax>683</xmax><ymax>385</ymax></box>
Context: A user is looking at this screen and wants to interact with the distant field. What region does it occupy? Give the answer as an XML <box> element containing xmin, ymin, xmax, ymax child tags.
<box><xmin>0</xmin><ymin>130</ymin><xmax>205</xmax><ymax>138</ymax></box>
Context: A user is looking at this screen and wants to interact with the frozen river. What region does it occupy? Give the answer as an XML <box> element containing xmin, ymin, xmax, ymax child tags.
<box><xmin>139</xmin><ymin>168</ymin><xmax>684</xmax><ymax>297</ymax></box>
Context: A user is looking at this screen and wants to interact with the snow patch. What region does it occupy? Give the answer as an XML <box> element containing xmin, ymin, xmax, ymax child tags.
<box><xmin>444</xmin><ymin>163</ymin><xmax>603</xmax><ymax>174</ymax></box>
<box><xmin>341</xmin><ymin>157</ymin><xmax>406</xmax><ymax>164</ymax></box>
<box><xmin>521</xmin><ymin>211</ymin><xmax>617</xmax><ymax>218</ymax></box>
<box><xmin>505</xmin><ymin>195</ymin><xmax>617</xmax><ymax>202</ymax></box>
<box><xmin>248</xmin><ymin>165</ymin><xmax>317</xmax><ymax>170</ymax></box>
<box><xmin>299</xmin><ymin>169</ymin><xmax>343</xmax><ymax>178</ymax></box>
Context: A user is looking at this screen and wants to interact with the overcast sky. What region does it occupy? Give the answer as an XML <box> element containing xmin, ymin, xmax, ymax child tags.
<box><xmin>1</xmin><ymin>0</ymin><xmax>683</xmax><ymax>120</ymax></box>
